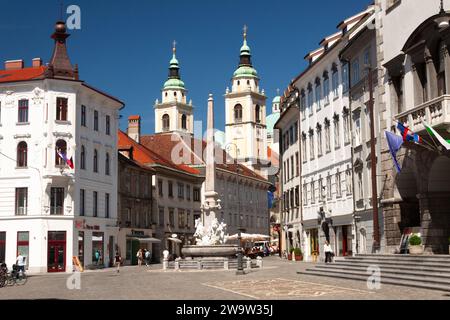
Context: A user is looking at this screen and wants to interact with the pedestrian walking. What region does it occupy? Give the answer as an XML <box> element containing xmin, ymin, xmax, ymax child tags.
<box><xmin>94</xmin><ymin>250</ymin><xmax>100</xmax><ymax>265</ymax></box>
<box><xmin>144</xmin><ymin>249</ymin><xmax>151</xmax><ymax>267</ymax></box>
<box><xmin>16</xmin><ymin>253</ymin><xmax>26</xmax><ymax>276</ymax></box>
<box><xmin>115</xmin><ymin>251</ymin><xmax>122</xmax><ymax>273</ymax></box>
<box><xmin>136</xmin><ymin>249</ymin><xmax>143</xmax><ymax>266</ymax></box>
<box><xmin>324</xmin><ymin>240</ymin><xmax>333</xmax><ymax>263</ymax></box>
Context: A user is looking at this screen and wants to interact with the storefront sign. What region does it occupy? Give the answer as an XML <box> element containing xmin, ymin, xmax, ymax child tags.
<box><xmin>75</xmin><ymin>220</ymin><xmax>100</xmax><ymax>231</ymax></box>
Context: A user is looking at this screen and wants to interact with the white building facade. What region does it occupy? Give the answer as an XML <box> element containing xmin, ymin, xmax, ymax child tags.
<box><xmin>0</xmin><ymin>21</ymin><xmax>123</xmax><ymax>273</ymax></box>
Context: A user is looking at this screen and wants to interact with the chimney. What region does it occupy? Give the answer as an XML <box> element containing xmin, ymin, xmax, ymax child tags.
<box><xmin>32</xmin><ymin>58</ymin><xmax>42</xmax><ymax>68</ymax></box>
<box><xmin>127</xmin><ymin>115</ymin><xmax>141</xmax><ymax>143</ymax></box>
<box><xmin>5</xmin><ymin>59</ymin><xmax>24</xmax><ymax>70</ymax></box>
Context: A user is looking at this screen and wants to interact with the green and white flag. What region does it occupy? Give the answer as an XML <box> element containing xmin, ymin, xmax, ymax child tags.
<box><xmin>423</xmin><ymin>121</ymin><xmax>450</xmax><ymax>151</ymax></box>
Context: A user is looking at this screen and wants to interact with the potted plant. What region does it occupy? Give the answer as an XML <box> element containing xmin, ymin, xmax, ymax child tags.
<box><xmin>408</xmin><ymin>234</ymin><xmax>424</xmax><ymax>255</ymax></box>
<box><xmin>293</xmin><ymin>247</ymin><xmax>303</xmax><ymax>261</ymax></box>
<box><xmin>287</xmin><ymin>248</ymin><xmax>294</xmax><ymax>260</ymax></box>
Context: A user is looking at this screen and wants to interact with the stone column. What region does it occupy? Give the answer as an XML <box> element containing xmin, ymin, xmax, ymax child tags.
<box><xmin>418</xmin><ymin>193</ymin><xmax>450</xmax><ymax>254</ymax></box>
<box><xmin>203</xmin><ymin>94</ymin><xmax>220</xmax><ymax>229</ymax></box>
<box><xmin>425</xmin><ymin>53</ymin><xmax>438</xmax><ymax>100</ymax></box>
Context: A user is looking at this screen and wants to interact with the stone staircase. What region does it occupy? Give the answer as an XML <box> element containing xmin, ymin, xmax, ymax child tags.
<box><xmin>298</xmin><ymin>254</ymin><xmax>450</xmax><ymax>292</ymax></box>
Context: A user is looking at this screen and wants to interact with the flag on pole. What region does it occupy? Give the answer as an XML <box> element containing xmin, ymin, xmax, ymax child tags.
<box><xmin>397</xmin><ymin>122</ymin><xmax>422</xmax><ymax>143</ymax></box>
<box><xmin>385</xmin><ymin>131</ymin><xmax>404</xmax><ymax>173</ymax></box>
<box><xmin>422</xmin><ymin>121</ymin><xmax>450</xmax><ymax>151</ymax></box>
<box><xmin>57</xmin><ymin>149</ymin><xmax>74</xmax><ymax>169</ymax></box>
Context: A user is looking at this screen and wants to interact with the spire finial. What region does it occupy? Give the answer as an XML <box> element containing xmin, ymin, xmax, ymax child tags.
<box><xmin>243</xmin><ymin>25</ymin><xmax>248</xmax><ymax>42</ymax></box>
<box><xmin>441</xmin><ymin>0</ymin><xmax>445</xmax><ymax>13</ymax></box>
<box><xmin>172</xmin><ymin>40</ymin><xmax>177</xmax><ymax>56</ymax></box>
<box><xmin>59</xmin><ymin>0</ymin><xmax>64</xmax><ymax>21</ymax></box>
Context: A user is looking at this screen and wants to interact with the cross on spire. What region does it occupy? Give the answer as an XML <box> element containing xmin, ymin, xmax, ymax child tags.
<box><xmin>243</xmin><ymin>25</ymin><xmax>248</xmax><ymax>40</ymax></box>
<box><xmin>173</xmin><ymin>40</ymin><xmax>177</xmax><ymax>54</ymax></box>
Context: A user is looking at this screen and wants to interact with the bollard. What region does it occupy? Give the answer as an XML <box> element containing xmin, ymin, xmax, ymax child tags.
<box><xmin>197</xmin><ymin>260</ymin><xmax>202</xmax><ymax>270</ymax></box>
<box><xmin>246</xmin><ymin>257</ymin><xmax>252</xmax><ymax>270</ymax></box>
<box><xmin>163</xmin><ymin>258</ymin><xmax>168</xmax><ymax>270</ymax></box>
<box><xmin>174</xmin><ymin>258</ymin><xmax>180</xmax><ymax>270</ymax></box>
<box><xmin>224</xmin><ymin>259</ymin><xmax>229</xmax><ymax>270</ymax></box>
<box><xmin>256</xmin><ymin>256</ymin><xmax>263</xmax><ymax>268</ymax></box>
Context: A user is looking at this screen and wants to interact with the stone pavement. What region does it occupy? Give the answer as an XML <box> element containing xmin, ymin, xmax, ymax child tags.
<box><xmin>0</xmin><ymin>256</ymin><xmax>449</xmax><ymax>300</ymax></box>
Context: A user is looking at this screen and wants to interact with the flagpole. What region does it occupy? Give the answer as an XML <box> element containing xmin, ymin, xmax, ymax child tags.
<box><xmin>392</xmin><ymin>119</ymin><xmax>440</xmax><ymax>153</ymax></box>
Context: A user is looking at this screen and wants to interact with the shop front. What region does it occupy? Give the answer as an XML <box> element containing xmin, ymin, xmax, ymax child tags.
<box><xmin>47</xmin><ymin>231</ymin><xmax>66</xmax><ymax>273</ymax></box>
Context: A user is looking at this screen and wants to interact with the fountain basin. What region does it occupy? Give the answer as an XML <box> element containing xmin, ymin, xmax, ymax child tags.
<box><xmin>182</xmin><ymin>245</ymin><xmax>238</xmax><ymax>258</ymax></box>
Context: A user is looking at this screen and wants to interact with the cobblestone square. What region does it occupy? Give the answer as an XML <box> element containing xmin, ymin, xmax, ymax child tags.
<box><xmin>1</xmin><ymin>257</ymin><xmax>449</xmax><ymax>300</ymax></box>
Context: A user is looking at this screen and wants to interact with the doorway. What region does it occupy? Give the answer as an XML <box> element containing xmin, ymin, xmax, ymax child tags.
<box><xmin>47</xmin><ymin>231</ymin><xmax>66</xmax><ymax>273</ymax></box>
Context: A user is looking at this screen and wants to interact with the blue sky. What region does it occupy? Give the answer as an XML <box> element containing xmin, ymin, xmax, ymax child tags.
<box><xmin>0</xmin><ymin>0</ymin><xmax>369</xmax><ymax>134</ymax></box>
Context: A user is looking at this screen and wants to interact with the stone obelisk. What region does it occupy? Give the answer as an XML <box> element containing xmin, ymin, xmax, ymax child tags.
<box><xmin>203</xmin><ymin>94</ymin><xmax>220</xmax><ymax>229</ymax></box>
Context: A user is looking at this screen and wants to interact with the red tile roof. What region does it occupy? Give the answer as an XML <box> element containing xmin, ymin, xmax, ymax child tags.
<box><xmin>140</xmin><ymin>133</ymin><xmax>268</xmax><ymax>182</ymax></box>
<box><xmin>128</xmin><ymin>115</ymin><xmax>141</xmax><ymax>120</ymax></box>
<box><xmin>118</xmin><ymin>130</ymin><xmax>200</xmax><ymax>175</ymax></box>
<box><xmin>0</xmin><ymin>66</ymin><xmax>46</xmax><ymax>83</ymax></box>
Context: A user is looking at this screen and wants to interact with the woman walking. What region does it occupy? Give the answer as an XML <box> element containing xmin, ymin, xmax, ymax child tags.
<box><xmin>136</xmin><ymin>249</ymin><xmax>143</xmax><ymax>266</ymax></box>
<box><xmin>115</xmin><ymin>251</ymin><xmax>122</xmax><ymax>273</ymax></box>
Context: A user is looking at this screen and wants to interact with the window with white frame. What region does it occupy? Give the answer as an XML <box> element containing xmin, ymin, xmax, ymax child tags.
<box><xmin>303</xmin><ymin>184</ymin><xmax>308</xmax><ymax>206</ymax></box>
<box><xmin>302</xmin><ymin>133</ymin><xmax>307</xmax><ymax>163</ymax></box>
<box><xmin>334</xmin><ymin>114</ymin><xmax>340</xmax><ymax>149</ymax></box>
<box><xmin>309</xmin><ymin>129</ymin><xmax>315</xmax><ymax>160</ymax></box>
<box><xmin>342</xmin><ymin>63</ymin><xmax>349</xmax><ymax>93</ymax></box>
<box><xmin>343</xmin><ymin>109</ymin><xmax>351</xmax><ymax>144</ymax></box>
<box><xmin>346</xmin><ymin>169</ymin><xmax>353</xmax><ymax>195</ymax></box>
<box><xmin>332</xmin><ymin>64</ymin><xmax>339</xmax><ymax>97</ymax></box>
<box><xmin>300</xmin><ymin>90</ymin><xmax>306</xmax><ymax>119</ymax></box>
<box><xmin>307</xmin><ymin>85</ymin><xmax>313</xmax><ymax>115</ymax></box>
<box><xmin>317</xmin><ymin>124</ymin><xmax>323</xmax><ymax>157</ymax></box>
<box><xmin>326</xmin><ymin>175</ymin><xmax>332</xmax><ymax>200</ymax></box>
<box><xmin>325</xmin><ymin>119</ymin><xmax>331</xmax><ymax>153</ymax></box>
<box><xmin>336</xmin><ymin>170</ymin><xmax>342</xmax><ymax>197</ymax></box>
<box><xmin>315</xmin><ymin>78</ymin><xmax>322</xmax><ymax>111</ymax></box>
<box><xmin>354</xmin><ymin>114</ymin><xmax>361</xmax><ymax>146</ymax></box>
<box><xmin>323</xmin><ymin>72</ymin><xmax>330</xmax><ymax>105</ymax></box>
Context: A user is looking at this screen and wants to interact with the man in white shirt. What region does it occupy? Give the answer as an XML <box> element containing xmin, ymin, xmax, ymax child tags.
<box><xmin>324</xmin><ymin>241</ymin><xmax>333</xmax><ymax>263</ymax></box>
<box><xmin>16</xmin><ymin>253</ymin><xmax>26</xmax><ymax>275</ymax></box>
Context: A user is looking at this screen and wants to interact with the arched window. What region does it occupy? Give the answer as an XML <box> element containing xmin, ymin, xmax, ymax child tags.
<box><xmin>80</xmin><ymin>145</ymin><xmax>86</xmax><ymax>170</ymax></box>
<box><xmin>255</xmin><ymin>105</ymin><xmax>261</xmax><ymax>123</ymax></box>
<box><xmin>93</xmin><ymin>149</ymin><xmax>98</xmax><ymax>173</ymax></box>
<box><xmin>162</xmin><ymin>114</ymin><xmax>170</xmax><ymax>132</ymax></box>
<box><xmin>105</xmin><ymin>152</ymin><xmax>110</xmax><ymax>176</ymax></box>
<box><xmin>55</xmin><ymin>140</ymin><xmax>67</xmax><ymax>166</ymax></box>
<box><xmin>17</xmin><ymin>141</ymin><xmax>27</xmax><ymax>167</ymax></box>
<box><xmin>234</xmin><ymin>104</ymin><xmax>243</xmax><ymax>123</ymax></box>
<box><xmin>181</xmin><ymin>114</ymin><xmax>187</xmax><ymax>130</ymax></box>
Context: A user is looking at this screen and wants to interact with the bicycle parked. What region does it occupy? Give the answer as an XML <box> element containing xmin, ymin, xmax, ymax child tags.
<box><xmin>0</xmin><ymin>264</ymin><xmax>27</xmax><ymax>287</ymax></box>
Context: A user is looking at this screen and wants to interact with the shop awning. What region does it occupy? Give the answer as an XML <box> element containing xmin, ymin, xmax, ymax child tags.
<box><xmin>127</xmin><ymin>236</ymin><xmax>161</xmax><ymax>243</ymax></box>
<box><xmin>331</xmin><ymin>214</ymin><xmax>354</xmax><ymax>227</ymax></box>
<box><xmin>302</xmin><ymin>219</ymin><xmax>319</xmax><ymax>230</ymax></box>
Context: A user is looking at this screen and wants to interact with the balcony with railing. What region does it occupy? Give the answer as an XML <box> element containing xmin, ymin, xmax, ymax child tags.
<box><xmin>395</xmin><ymin>95</ymin><xmax>450</xmax><ymax>132</ymax></box>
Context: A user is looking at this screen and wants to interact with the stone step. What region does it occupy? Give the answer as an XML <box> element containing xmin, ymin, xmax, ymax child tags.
<box><xmin>332</xmin><ymin>259</ymin><xmax>450</xmax><ymax>269</ymax></box>
<box><xmin>325</xmin><ymin>262</ymin><xmax>450</xmax><ymax>274</ymax></box>
<box><xmin>298</xmin><ymin>270</ymin><xmax>450</xmax><ymax>292</ymax></box>
<box><xmin>346</xmin><ymin>255</ymin><xmax>450</xmax><ymax>263</ymax></box>
<box><xmin>302</xmin><ymin>268</ymin><xmax>450</xmax><ymax>286</ymax></box>
<box><xmin>312</xmin><ymin>264</ymin><xmax>450</xmax><ymax>280</ymax></box>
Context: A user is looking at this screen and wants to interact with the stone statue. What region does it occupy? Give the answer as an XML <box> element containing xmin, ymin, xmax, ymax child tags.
<box><xmin>194</xmin><ymin>218</ymin><xmax>228</xmax><ymax>245</ymax></box>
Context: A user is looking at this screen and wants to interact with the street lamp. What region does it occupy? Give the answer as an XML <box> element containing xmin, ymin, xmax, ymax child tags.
<box><xmin>226</xmin><ymin>143</ymin><xmax>246</xmax><ymax>275</ymax></box>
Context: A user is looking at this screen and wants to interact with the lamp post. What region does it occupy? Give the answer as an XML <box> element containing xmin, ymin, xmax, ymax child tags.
<box><xmin>366</xmin><ymin>66</ymin><xmax>380</xmax><ymax>252</ymax></box>
<box><xmin>226</xmin><ymin>143</ymin><xmax>245</xmax><ymax>275</ymax></box>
